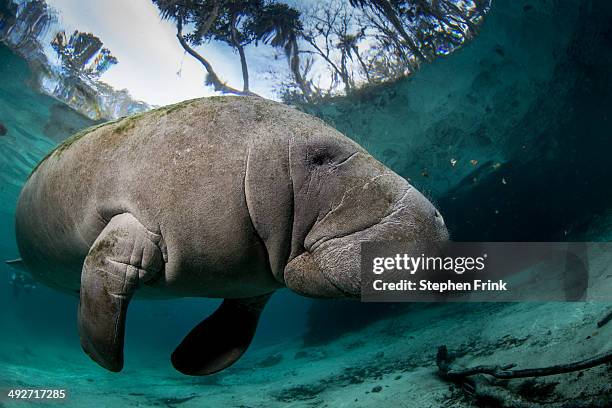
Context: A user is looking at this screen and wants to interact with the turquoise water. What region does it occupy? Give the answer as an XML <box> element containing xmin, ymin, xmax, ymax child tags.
<box><xmin>1</xmin><ymin>1</ymin><xmax>612</xmax><ymax>407</ymax></box>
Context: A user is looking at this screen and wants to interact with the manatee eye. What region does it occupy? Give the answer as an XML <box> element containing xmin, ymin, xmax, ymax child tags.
<box><xmin>312</xmin><ymin>154</ymin><xmax>330</xmax><ymax>166</ymax></box>
<box><xmin>309</xmin><ymin>151</ymin><xmax>333</xmax><ymax>167</ymax></box>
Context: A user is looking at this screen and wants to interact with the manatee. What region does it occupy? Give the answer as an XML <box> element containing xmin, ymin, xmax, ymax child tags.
<box><xmin>9</xmin><ymin>96</ymin><xmax>447</xmax><ymax>375</ymax></box>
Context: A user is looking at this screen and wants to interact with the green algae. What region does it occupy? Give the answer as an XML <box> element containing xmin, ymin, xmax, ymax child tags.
<box><xmin>26</xmin><ymin>119</ymin><xmax>119</xmax><ymax>180</ymax></box>
<box><xmin>26</xmin><ymin>97</ymin><xmax>211</xmax><ymax>180</ymax></box>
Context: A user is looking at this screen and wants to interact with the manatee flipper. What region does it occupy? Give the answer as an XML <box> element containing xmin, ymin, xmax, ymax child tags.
<box><xmin>78</xmin><ymin>213</ymin><xmax>164</xmax><ymax>372</ymax></box>
<box><xmin>171</xmin><ymin>294</ymin><xmax>271</xmax><ymax>375</ymax></box>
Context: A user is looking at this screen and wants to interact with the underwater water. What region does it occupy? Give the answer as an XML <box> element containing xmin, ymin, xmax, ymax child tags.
<box><xmin>1</xmin><ymin>1</ymin><xmax>612</xmax><ymax>407</ymax></box>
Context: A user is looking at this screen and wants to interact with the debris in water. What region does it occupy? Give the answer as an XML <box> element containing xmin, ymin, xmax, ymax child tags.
<box><xmin>470</xmin><ymin>159</ymin><xmax>478</xmax><ymax>166</ymax></box>
<box><xmin>597</xmin><ymin>309</ymin><xmax>612</xmax><ymax>328</ymax></box>
<box><xmin>450</xmin><ymin>158</ymin><xmax>458</xmax><ymax>167</ymax></box>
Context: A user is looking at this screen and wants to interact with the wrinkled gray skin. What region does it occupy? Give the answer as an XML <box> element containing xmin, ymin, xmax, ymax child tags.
<box><xmin>14</xmin><ymin>96</ymin><xmax>447</xmax><ymax>375</ymax></box>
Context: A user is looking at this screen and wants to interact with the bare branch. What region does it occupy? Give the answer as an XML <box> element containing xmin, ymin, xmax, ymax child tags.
<box><xmin>437</xmin><ymin>345</ymin><xmax>612</xmax><ymax>380</ymax></box>
<box><xmin>597</xmin><ymin>309</ymin><xmax>612</xmax><ymax>328</ymax></box>
<box><xmin>229</xmin><ymin>14</ymin><xmax>250</xmax><ymax>93</ymax></box>
<box><xmin>176</xmin><ymin>19</ymin><xmax>253</xmax><ymax>96</ymax></box>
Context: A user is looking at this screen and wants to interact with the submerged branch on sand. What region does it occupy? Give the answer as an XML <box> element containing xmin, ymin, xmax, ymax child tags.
<box><xmin>437</xmin><ymin>312</ymin><xmax>612</xmax><ymax>382</ymax></box>
<box><xmin>435</xmin><ymin>312</ymin><xmax>612</xmax><ymax>407</ymax></box>
<box><xmin>436</xmin><ymin>345</ymin><xmax>612</xmax><ymax>380</ymax></box>
<box><xmin>597</xmin><ymin>309</ymin><xmax>612</xmax><ymax>328</ymax></box>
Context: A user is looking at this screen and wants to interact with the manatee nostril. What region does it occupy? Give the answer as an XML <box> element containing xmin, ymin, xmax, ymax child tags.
<box><xmin>433</xmin><ymin>208</ymin><xmax>446</xmax><ymax>226</ymax></box>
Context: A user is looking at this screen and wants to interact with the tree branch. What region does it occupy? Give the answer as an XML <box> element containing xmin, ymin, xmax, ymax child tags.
<box><xmin>597</xmin><ymin>309</ymin><xmax>612</xmax><ymax>328</ymax></box>
<box><xmin>437</xmin><ymin>345</ymin><xmax>612</xmax><ymax>380</ymax></box>
<box><xmin>286</xmin><ymin>37</ymin><xmax>314</xmax><ymax>102</ymax></box>
<box><xmin>195</xmin><ymin>1</ymin><xmax>220</xmax><ymax>40</ymax></box>
<box><xmin>303</xmin><ymin>38</ymin><xmax>342</xmax><ymax>76</ymax></box>
<box><xmin>176</xmin><ymin>19</ymin><xmax>250</xmax><ymax>96</ymax></box>
<box><xmin>369</xmin><ymin>0</ymin><xmax>425</xmax><ymax>67</ymax></box>
<box><xmin>230</xmin><ymin>14</ymin><xmax>250</xmax><ymax>93</ymax></box>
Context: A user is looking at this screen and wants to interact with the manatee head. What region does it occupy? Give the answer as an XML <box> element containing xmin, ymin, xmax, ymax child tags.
<box><xmin>284</xmin><ymin>130</ymin><xmax>448</xmax><ymax>298</ymax></box>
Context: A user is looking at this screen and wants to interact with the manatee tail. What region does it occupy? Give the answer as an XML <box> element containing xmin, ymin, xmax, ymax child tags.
<box><xmin>5</xmin><ymin>258</ymin><xmax>27</xmax><ymax>272</ymax></box>
<box><xmin>5</xmin><ymin>259</ymin><xmax>35</xmax><ymax>280</ymax></box>
<box><xmin>171</xmin><ymin>293</ymin><xmax>272</xmax><ymax>376</ymax></box>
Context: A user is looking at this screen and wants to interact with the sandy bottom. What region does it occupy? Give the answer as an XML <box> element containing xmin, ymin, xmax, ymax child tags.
<box><xmin>1</xmin><ymin>299</ymin><xmax>611</xmax><ymax>408</ymax></box>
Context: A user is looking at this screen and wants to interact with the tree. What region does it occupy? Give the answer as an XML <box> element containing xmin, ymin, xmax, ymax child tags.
<box><xmin>51</xmin><ymin>30</ymin><xmax>118</xmax><ymax>80</ymax></box>
<box><xmin>278</xmin><ymin>0</ymin><xmax>490</xmax><ymax>102</ymax></box>
<box><xmin>247</xmin><ymin>3</ymin><xmax>312</xmax><ymax>100</ymax></box>
<box><xmin>207</xmin><ymin>0</ymin><xmax>265</xmax><ymax>93</ymax></box>
<box><xmin>349</xmin><ymin>0</ymin><xmax>424</xmax><ymax>69</ymax></box>
<box><xmin>154</xmin><ymin>0</ymin><xmax>280</xmax><ymax>95</ymax></box>
<box><xmin>349</xmin><ymin>0</ymin><xmax>491</xmax><ymax>69</ymax></box>
<box><xmin>0</xmin><ymin>1</ymin><xmax>18</xmax><ymax>32</ymax></box>
<box><xmin>151</xmin><ymin>0</ymin><xmax>491</xmax><ymax>101</ymax></box>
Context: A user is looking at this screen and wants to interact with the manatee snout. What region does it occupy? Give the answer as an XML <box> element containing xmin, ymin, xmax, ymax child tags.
<box><xmin>285</xmin><ymin>179</ymin><xmax>448</xmax><ymax>298</ymax></box>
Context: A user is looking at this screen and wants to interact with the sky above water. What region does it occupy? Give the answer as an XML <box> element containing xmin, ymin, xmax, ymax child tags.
<box><xmin>46</xmin><ymin>0</ymin><xmax>289</xmax><ymax>106</ymax></box>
